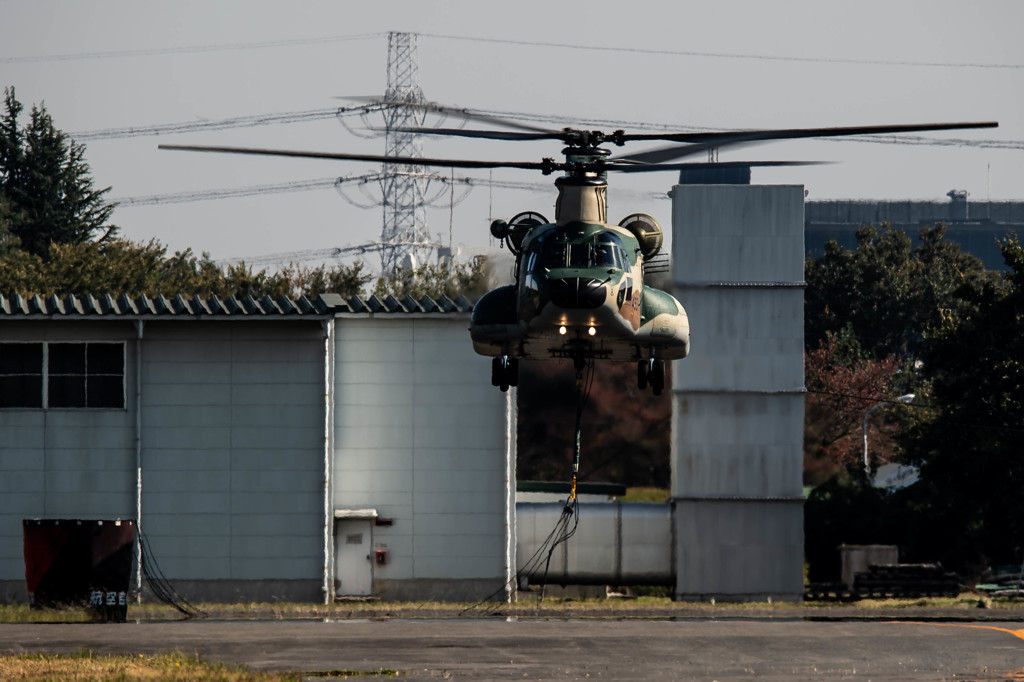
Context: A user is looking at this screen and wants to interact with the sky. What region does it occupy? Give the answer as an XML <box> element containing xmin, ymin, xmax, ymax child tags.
<box><xmin>1</xmin><ymin>0</ymin><xmax>1021</xmax><ymax>270</ymax></box>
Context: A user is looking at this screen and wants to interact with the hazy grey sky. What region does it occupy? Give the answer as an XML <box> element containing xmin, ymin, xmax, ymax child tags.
<box><xmin>2</xmin><ymin>0</ymin><xmax>1021</xmax><ymax>266</ymax></box>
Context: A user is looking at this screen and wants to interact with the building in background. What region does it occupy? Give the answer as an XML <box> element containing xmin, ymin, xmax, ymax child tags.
<box><xmin>0</xmin><ymin>293</ymin><xmax>513</xmax><ymax>604</ymax></box>
<box><xmin>805</xmin><ymin>192</ymin><xmax>1024</xmax><ymax>269</ymax></box>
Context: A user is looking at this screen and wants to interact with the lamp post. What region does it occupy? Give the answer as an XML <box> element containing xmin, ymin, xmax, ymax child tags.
<box><xmin>862</xmin><ymin>393</ymin><xmax>915</xmax><ymax>468</ymax></box>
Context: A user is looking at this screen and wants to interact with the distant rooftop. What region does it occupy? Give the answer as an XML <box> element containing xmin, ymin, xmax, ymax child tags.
<box><xmin>0</xmin><ymin>292</ymin><xmax>474</xmax><ymax>319</ymax></box>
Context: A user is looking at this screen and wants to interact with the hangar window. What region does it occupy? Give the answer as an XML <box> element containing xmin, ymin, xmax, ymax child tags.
<box><xmin>0</xmin><ymin>342</ymin><xmax>125</xmax><ymax>409</ymax></box>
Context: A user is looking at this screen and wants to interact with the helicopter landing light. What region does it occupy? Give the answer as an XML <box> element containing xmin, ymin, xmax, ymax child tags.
<box><xmin>588</xmin><ymin>326</ymin><xmax>597</xmax><ymax>337</ymax></box>
<box><xmin>558</xmin><ymin>325</ymin><xmax>568</xmax><ymax>335</ymax></box>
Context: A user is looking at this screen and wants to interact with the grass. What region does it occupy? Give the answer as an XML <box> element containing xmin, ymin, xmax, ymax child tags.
<box><xmin>0</xmin><ymin>650</ymin><xmax>304</xmax><ymax>681</ymax></box>
<box><xmin>617</xmin><ymin>487</ymin><xmax>670</xmax><ymax>503</ymax></box>
<box><xmin>2</xmin><ymin>593</ymin><xmax>1022</xmax><ymax>624</ymax></box>
<box><xmin>0</xmin><ymin>603</ymin><xmax>96</xmax><ymax>623</ymax></box>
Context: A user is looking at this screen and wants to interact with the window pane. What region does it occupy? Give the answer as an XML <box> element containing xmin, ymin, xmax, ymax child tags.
<box><xmin>48</xmin><ymin>375</ymin><xmax>86</xmax><ymax>407</ymax></box>
<box><xmin>87</xmin><ymin>344</ymin><xmax>124</xmax><ymax>374</ymax></box>
<box><xmin>0</xmin><ymin>343</ymin><xmax>42</xmax><ymax>374</ymax></box>
<box><xmin>87</xmin><ymin>375</ymin><xmax>125</xmax><ymax>408</ymax></box>
<box><xmin>568</xmin><ymin>244</ymin><xmax>591</xmax><ymax>267</ymax></box>
<box><xmin>0</xmin><ymin>375</ymin><xmax>43</xmax><ymax>407</ymax></box>
<box><xmin>49</xmin><ymin>344</ymin><xmax>86</xmax><ymax>374</ymax></box>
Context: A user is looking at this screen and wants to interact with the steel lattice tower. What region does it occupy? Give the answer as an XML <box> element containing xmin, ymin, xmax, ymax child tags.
<box><xmin>378</xmin><ymin>32</ymin><xmax>431</xmax><ymax>273</ymax></box>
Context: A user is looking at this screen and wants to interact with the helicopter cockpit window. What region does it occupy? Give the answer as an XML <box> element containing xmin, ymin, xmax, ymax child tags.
<box><xmin>595</xmin><ymin>233</ymin><xmax>626</xmax><ymax>269</ymax></box>
<box><xmin>568</xmin><ymin>243</ymin><xmax>592</xmax><ymax>267</ymax></box>
<box><xmin>540</xmin><ymin>236</ymin><xmax>567</xmax><ymax>268</ymax></box>
<box><xmin>539</xmin><ymin>233</ymin><xmax>627</xmax><ymax>269</ymax></box>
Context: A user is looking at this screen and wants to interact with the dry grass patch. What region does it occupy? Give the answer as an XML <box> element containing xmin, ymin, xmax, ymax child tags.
<box><xmin>0</xmin><ymin>650</ymin><xmax>300</xmax><ymax>681</ymax></box>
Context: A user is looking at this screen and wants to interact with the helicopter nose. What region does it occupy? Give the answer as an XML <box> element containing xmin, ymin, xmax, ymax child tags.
<box><xmin>549</xmin><ymin>277</ymin><xmax>607</xmax><ymax>309</ymax></box>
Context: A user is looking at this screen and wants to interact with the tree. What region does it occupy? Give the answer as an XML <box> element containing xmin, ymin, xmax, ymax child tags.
<box><xmin>803</xmin><ymin>223</ymin><xmax>990</xmax><ymax>486</ymax></box>
<box><xmin>370</xmin><ymin>257</ymin><xmax>490</xmax><ymax>301</ymax></box>
<box><xmin>805</xmin><ymin>224</ymin><xmax>988</xmax><ymax>362</ymax></box>
<box><xmin>0</xmin><ymin>236</ymin><xmax>376</xmax><ymax>300</ymax></box>
<box><xmin>803</xmin><ymin>328</ymin><xmax>902</xmax><ymax>486</ymax></box>
<box><xmin>516</xmin><ymin>359</ymin><xmax>672</xmax><ymax>487</ymax></box>
<box><xmin>898</xmin><ymin>236</ymin><xmax>1024</xmax><ymax>574</ymax></box>
<box><xmin>0</xmin><ymin>195</ymin><xmax>21</xmax><ymax>257</ymax></box>
<box><xmin>0</xmin><ymin>87</ymin><xmax>116</xmax><ymax>257</ymax></box>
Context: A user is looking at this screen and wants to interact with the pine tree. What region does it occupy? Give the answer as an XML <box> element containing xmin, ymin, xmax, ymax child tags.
<box><xmin>0</xmin><ymin>87</ymin><xmax>117</xmax><ymax>257</ymax></box>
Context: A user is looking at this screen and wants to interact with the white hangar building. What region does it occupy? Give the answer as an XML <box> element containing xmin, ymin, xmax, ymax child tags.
<box><xmin>0</xmin><ymin>293</ymin><xmax>515</xmax><ymax>603</ymax></box>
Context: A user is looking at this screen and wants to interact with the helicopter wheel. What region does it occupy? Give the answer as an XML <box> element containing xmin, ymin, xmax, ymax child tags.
<box><xmin>650</xmin><ymin>360</ymin><xmax>665</xmax><ymax>396</ymax></box>
<box><xmin>492</xmin><ymin>355</ymin><xmax>518</xmax><ymax>392</ymax></box>
<box><xmin>491</xmin><ymin>357</ymin><xmax>504</xmax><ymax>387</ymax></box>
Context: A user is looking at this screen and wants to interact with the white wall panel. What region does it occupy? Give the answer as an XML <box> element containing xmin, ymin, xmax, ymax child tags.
<box><xmin>333</xmin><ymin>317</ymin><xmax>508</xmax><ymax>593</ymax></box>
<box><xmin>141</xmin><ymin>321</ymin><xmax>325</xmax><ymax>583</ymax></box>
<box><xmin>0</xmin><ymin>322</ymin><xmax>137</xmax><ymax>582</ymax></box>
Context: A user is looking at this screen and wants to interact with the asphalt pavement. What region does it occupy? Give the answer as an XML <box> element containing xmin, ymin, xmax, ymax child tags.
<box><xmin>3</xmin><ymin>617</ymin><xmax>1024</xmax><ymax>680</ymax></box>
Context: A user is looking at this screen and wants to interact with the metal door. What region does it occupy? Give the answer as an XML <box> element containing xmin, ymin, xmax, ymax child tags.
<box><xmin>335</xmin><ymin>519</ymin><xmax>373</xmax><ymax>596</ymax></box>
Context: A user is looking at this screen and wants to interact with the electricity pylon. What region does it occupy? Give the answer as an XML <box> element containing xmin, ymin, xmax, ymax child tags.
<box><xmin>337</xmin><ymin>32</ymin><xmax>467</xmax><ymax>274</ymax></box>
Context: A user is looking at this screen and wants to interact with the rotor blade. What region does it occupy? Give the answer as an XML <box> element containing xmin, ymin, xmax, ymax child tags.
<box><xmin>606</xmin><ymin>160</ymin><xmax>830</xmax><ymax>173</ymax></box>
<box><xmin>384</xmin><ymin>126</ymin><xmax>563</xmax><ymax>141</ymax></box>
<box><xmin>336</xmin><ymin>96</ymin><xmax>555</xmax><ymax>133</ymax></box>
<box><xmin>615</xmin><ymin>121</ymin><xmax>999</xmax><ymax>164</ymax></box>
<box><xmin>159</xmin><ymin>143</ymin><xmax>561</xmax><ymax>172</ymax></box>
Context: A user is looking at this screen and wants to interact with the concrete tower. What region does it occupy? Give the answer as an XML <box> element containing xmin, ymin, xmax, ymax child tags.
<box><xmin>669</xmin><ymin>182</ymin><xmax>806</xmax><ymax>601</ymax></box>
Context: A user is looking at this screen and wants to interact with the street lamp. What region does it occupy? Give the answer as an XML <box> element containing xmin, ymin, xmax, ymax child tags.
<box><xmin>862</xmin><ymin>393</ymin><xmax>915</xmax><ymax>468</ymax></box>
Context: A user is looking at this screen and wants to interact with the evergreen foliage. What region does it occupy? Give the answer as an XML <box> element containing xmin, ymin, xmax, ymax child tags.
<box><xmin>0</xmin><ymin>88</ymin><xmax>117</xmax><ymax>257</ymax></box>
<box><xmin>804</xmin><ymin>225</ymin><xmax>1024</xmax><ymax>578</ymax></box>
<box><xmin>897</xmin><ymin>236</ymin><xmax>1024</xmax><ymax>573</ymax></box>
<box><xmin>805</xmin><ymin>223</ymin><xmax>990</xmax><ymax>361</ymax></box>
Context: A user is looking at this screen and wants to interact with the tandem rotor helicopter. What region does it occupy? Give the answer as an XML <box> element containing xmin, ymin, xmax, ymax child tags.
<box><xmin>161</xmin><ymin>107</ymin><xmax>996</xmax><ymax>395</ymax></box>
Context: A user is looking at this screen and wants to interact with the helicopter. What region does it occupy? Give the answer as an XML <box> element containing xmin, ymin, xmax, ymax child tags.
<box><xmin>160</xmin><ymin>108</ymin><xmax>997</xmax><ymax>395</ymax></box>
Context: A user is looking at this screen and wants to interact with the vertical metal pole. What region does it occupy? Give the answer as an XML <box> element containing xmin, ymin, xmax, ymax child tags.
<box><xmin>322</xmin><ymin>319</ymin><xmax>335</xmax><ymax>604</ymax></box>
<box><xmin>134</xmin><ymin>320</ymin><xmax>144</xmax><ymax>603</ymax></box>
<box><xmin>504</xmin><ymin>387</ymin><xmax>517</xmax><ymax>604</ymax></box>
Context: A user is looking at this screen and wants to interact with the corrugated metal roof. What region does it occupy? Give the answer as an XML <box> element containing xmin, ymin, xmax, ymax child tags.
<box><xmin>0</xmin><ymin>292</ymin><xmax>475</xmax><ymax>318</ymax></box>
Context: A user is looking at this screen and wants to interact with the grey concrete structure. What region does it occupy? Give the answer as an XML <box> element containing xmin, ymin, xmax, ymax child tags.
<box><xmin>670</xmin><ymin>184</ymin><xmax>806</xmax><ymax>600</ymax></box>
<box><xmin>516</xmin><ymin>502</ymin><xmax>673</xmax><ymax>586</ymax></box>
<box><xmin>0</xmin><ymin>294</ymin><xmax>510</xmax><ymax>604</ymax></box>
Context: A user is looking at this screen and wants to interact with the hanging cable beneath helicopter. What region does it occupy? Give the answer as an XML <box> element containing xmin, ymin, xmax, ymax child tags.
<box><xmin>531</xmin><ymin>356</ymin><xmax>597</xmax><ymax>613</ymax></box>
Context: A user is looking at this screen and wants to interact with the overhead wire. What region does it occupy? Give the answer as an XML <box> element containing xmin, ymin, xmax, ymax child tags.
<box><xmin>8</xmin><ymin>30</ymin><xmax>1019</xmax><ymax>69</ymax></box>
<box><xmin>1</xmin><ymin>33</ymin><xmax>385</xmax><ymax>64</ymax></box>
<box><xmin>418</xmin><ymin>33</ymin><xmax>1024</xmax><ymax>70</ymax></box>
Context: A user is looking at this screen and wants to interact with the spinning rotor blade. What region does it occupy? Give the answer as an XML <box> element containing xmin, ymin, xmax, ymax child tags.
<box><xmin>159</xmin><ymin>143</ymin><xmax>559</xmax><ymax>172</ymax></box>
<box><xmin>338</xmin><ymin>96</ymin><xmax>553</xmax><ymax>133</ymax></box>
<box><xmin>607</xmin><ymin>160</ymin><xmax>830</xmax><ymax>173</ymax></box>
<box><xmin>615</xmin><ymin>121</ymin><xmax>998</xmax><ymax>164</ymax></box>
<box><xmin>385</xmin><ymin>126</ymin><xmax>563</xmax><ymax>142</ymax></box>
<box><xmin>160</xmin><ymin>144</ymin><xmax>829</xmax><ymax>176</ymax></box>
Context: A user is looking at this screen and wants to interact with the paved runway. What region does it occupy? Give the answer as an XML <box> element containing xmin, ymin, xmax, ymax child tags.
<box><xmin>3</xmin><ymin>618</ymin><xmax>1023</xmax><ymax>680</ymax></box>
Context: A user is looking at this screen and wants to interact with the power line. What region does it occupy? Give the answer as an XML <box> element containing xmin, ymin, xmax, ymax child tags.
<box><xmin>420</xmin><ymin>33</ymin><xmax>1024</xmax><ymax>70</ymax></box>
<box><xmin>0</xmin><ymin>33</ymin><xmax>385</xmax><ymax>64</ymax></box>
<box><xmin>7</xmin><ymin>30</ymin><xmax>1019</xmax><ymax>70</ymax></box>
<box><xmin>110</xmin><ymin>175</ymin><xmax>660</xmax><ymax>207</ymax></box>
<box><xmin>70</xmin><ymin>108</ymin><xmax>345</xmax><ymax>141</ymax></box>
<box><xmin>112</xmin><ymin>178</ymin><xmax>341</xmax><ymax>206</ymax></box>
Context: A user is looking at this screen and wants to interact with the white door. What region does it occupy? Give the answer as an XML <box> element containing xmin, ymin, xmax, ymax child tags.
<box><xmin>335</xmin><ymin>519</ymin><xmax>373</xmax><ymax>596</ymax></box>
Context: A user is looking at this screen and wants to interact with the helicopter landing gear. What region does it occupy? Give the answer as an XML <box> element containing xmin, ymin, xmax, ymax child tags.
<box><xmin>637</xmin><ymin>355</ymin><xmax>666</xmax><ymax>396</ymax></box>
<box><xmin>491</xmin><ymin>355</ymin><xmax>519</xmax><ymax>392</ymax></box>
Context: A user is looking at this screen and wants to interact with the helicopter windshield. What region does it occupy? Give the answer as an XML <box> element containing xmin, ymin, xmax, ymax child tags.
<box><xmin>594</xmin><ymin>233</ymin><xmax>626</xmax><ymax>269</ymax></box>
<box><xmin>539</xmin><ymin>233</ymin><xmax>627</xmax><ymax>269</ymax></box>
